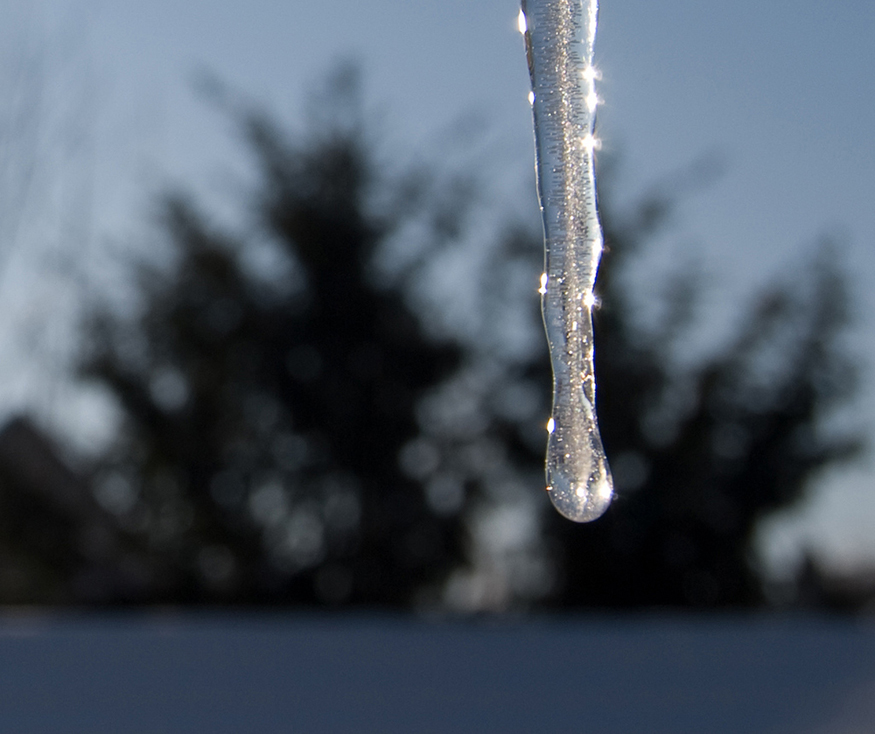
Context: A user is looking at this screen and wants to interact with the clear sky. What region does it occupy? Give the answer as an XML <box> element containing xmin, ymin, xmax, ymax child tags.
<box><xmin>2</xmin><ymin>0</ymin><xmax>874</xmax><ymax>574</ymax></box>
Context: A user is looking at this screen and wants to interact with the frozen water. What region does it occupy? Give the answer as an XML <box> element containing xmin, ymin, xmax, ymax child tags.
<box><xmin>521</xmin><ymin>0</ymin><xmax>613</xmax><ymax>522</ymax></box>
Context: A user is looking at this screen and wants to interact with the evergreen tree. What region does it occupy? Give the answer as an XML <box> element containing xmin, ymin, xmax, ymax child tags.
<box><xmin>487</xmin><ymin>165</ymin><xmax>863</xmax><ymax>608</ymax></box>
<box><xmin>80</xmin><ymin>67</ymin><xmax>467</xmax><ymax>605</ymax></box>
<box><xmin>77</xmin><ymin>68</ymin><xmax>864</xmax><ymax>610</ymax></box>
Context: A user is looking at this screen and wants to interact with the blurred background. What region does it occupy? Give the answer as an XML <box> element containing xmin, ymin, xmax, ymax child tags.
<box><xmin>3</xmin><ymin>1</ymin><xmax>875</xmax><ymax>731</ymax></box>
<box><xmin>1</xmin><ymin>0</ymin><xmax>874</xmax><ymax>613</ymax></box>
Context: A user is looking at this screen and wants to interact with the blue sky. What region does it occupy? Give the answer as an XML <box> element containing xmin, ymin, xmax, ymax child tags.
<box><xmin>2</xmin><ymin>0</ymin><xmax>874</xmax><ymax>574</ymax></box>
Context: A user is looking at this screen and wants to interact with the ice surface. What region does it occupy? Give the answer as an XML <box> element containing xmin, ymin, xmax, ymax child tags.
<box><xmin>521</xmin><ymin>0</ymin><xmax>613</xmax><ymax>521</ymax></box>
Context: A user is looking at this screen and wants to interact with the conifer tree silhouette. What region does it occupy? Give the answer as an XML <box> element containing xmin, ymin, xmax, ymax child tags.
<box><xmin>82</xmin><ymin>66</ymin><xmax>467</xmax><ymax>605</ymax></box>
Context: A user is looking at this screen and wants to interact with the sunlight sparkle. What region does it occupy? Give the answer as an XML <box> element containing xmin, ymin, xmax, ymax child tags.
<box><xmin>538</xmin><ymin>272</ymin><xmax>548</xmax><ymax>295</ymax></box>
<box><xmin>582</xmin><ymin>66</ymin><xmax>601</xmax><ymax>82</ymax></box>
<box><xmin>586</xmin><ymin>92</ymin><xmax>599</xmax><ymax>112</ymax></box>
<box><xmin>581</xmin><ymin>133</ymin><xmax>601</xmax><ymax>152</ymax></box>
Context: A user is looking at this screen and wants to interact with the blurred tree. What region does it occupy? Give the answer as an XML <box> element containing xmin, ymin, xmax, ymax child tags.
<box><xmin>482</xmin><ymin>163</ymin><xmax>863</xmax><ymax>608</ymax></box>
<box><xmin>79</xmin><ymin>65</ymin><xmax>470</xmax><ymax>606</ymax></box>
<box><xmin>74</xmin><ymin>65</ymin><xmax>863</xmax><ymax>611</ymax></box>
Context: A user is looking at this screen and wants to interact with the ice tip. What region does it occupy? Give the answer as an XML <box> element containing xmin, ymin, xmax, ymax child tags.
<box><xmin>547</xmin><ymin>474</ymin><xmax>613</xmax><ymax>523</ymax></box>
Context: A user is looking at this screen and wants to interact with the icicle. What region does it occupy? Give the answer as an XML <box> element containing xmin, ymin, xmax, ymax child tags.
<box><xmin>520</xmin><ymin>0</ymin><xmax>613</xmax><ymax>522</ymax></box>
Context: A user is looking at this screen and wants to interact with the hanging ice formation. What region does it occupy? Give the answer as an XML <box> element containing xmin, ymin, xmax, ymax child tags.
<box><xmin>520</xmin><ymin>0</ymin><xmax>614</xmax><ymax>522</ymax></box>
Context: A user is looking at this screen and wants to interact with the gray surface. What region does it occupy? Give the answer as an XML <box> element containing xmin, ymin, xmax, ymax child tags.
<box><xmin>1</xmin><ymin>613</ymin><xmax>873</xmax><ymax>733</ymax></box>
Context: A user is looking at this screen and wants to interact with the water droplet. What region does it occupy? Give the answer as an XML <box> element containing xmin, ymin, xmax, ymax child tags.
<box><xmin>522</xmin><ymin>0</ymin><xmax>613</xmax><ymax>522</ymax></box>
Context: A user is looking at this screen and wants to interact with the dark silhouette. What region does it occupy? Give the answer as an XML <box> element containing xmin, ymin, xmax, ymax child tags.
<box><xmin>0</xmin><ymin>416</ymin><xmax>99</xmax><ymax>603</ymax></box>
<box><xmin>60</xmin><ymin>67</ymin><xmax>865</xmax><ymax>610</ymax></box>
<box><xmin>484</xmin><ymin>163</ymin><xmax>863</xmax><ymax>608</ymax></box>
<box><xmin>79</xmin><ymin>66</ymin><xmax>468</xmax><ymax>605</ymax></box>
<box><xmin>0</xmin><ymin>416</ymin><xmax>160</xmax><ymax>604</ymax></box>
